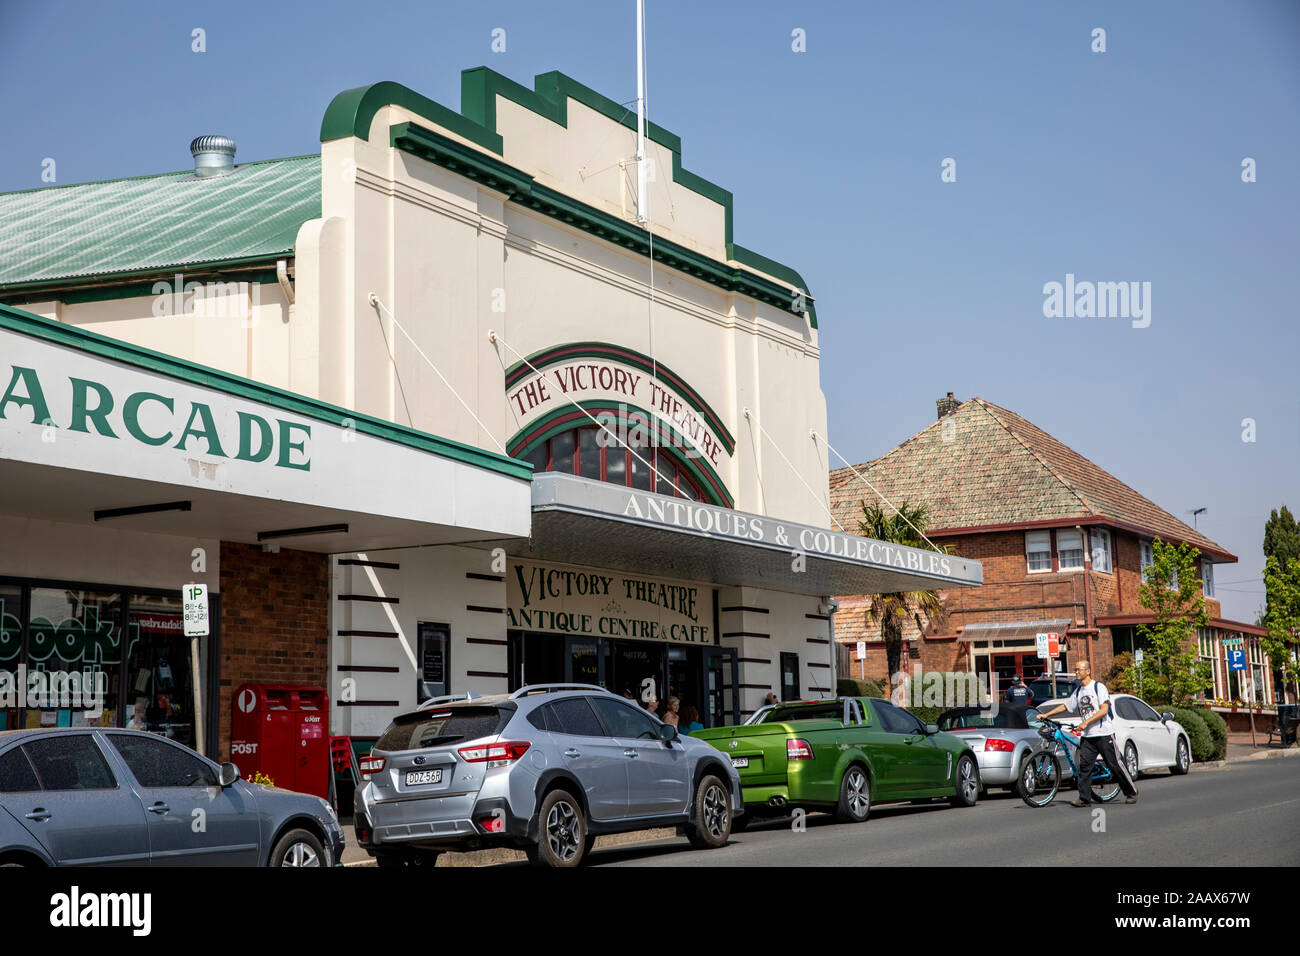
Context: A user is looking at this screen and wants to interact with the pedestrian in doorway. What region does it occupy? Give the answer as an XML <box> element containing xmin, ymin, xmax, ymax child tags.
<box><xmin>642</xmin><ymin>692</ymin><xmax>659</xmax><ymax>715</ymax></box>
<box><xmin>663</xmin><ymin>696</ymin><xmax>681</xmax><ymax>727</ymax></box>
<box><xmin>1036</xmin><ymin>659</ymin><xmax>1138</xmax><ymax>806</ymax></box>
<box><xmin>763</xmin><ymin>692</ymin><xmax>778</xmax><ymax>706</ymax></box>
<box><xmin>680</xmin><ymin>705</ymin><xmax>704</xmax><ymax>734</ymax></box>
<box><xmin>1005</xmin><ymin>674</ymin><xmax>1032</xmax><ymax>706</ymax></box>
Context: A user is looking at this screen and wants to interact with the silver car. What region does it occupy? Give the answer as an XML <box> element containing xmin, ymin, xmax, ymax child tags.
<box><xmin>0</xmin><ymin>728</ymin><xmax>344</xmax><ymax>866</ymax></box>
<box><xmin>354</xmin><ymin>684</ymin><xmax>744</xmax><ymax>867</ymax></box>
<box><xmin>936</xmin><ymin>706</ymin><xmax>1074</xmax><ymax>791</ymax></box>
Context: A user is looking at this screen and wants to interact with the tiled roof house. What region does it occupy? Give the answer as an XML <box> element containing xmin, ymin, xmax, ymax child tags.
<box><xmin>830</xmin><ymin>394</ymin><xmax>1273</xmax><ymax>716</ymax></box>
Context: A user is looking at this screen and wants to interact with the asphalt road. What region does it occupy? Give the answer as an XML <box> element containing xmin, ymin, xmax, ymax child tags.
<box><xmin>582</xmin><ymin>755</ymin><xmax>1300</xmax><ymax>867</ymax></box>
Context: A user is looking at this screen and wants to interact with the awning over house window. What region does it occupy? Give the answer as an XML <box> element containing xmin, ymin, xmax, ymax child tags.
<box><xmin>958</xmin><ymin>619</ymin><xmax>1072</xmax><ymax>643</ymax></box>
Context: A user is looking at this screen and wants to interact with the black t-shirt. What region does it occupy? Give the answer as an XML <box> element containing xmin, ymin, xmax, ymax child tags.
<box><xmin>1006</xmin><ymin>684</ymin><xmax>1031</xmax><ymax>704</ymax></box>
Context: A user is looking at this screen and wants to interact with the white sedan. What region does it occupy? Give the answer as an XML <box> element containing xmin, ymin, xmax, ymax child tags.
<box><xmin>1038</xmin><ymin>692</ymin><xmax>1192</xmax><ymax>778</ymax></box>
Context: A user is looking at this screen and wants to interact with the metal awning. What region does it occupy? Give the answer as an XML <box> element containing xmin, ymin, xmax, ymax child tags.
<box><xmin>515</xmin><ymin>473</ymin><xmax>983</xmax><ymax>597</ymax></box>
<box><xmin>957</xmin><ymin>619</ymin><xmax>1072</xmax><ymax>643</ymax></box>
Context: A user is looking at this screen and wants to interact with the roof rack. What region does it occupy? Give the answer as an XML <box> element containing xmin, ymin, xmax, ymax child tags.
<box><xmin>509</xmin><ymin>683</ymin><xmax>613</xmax><ymax>700</ymax></box>
<box><xmin>416</xmin><ymin>692</ymin><xmax>482</xmax><ymax>710</ymax></box>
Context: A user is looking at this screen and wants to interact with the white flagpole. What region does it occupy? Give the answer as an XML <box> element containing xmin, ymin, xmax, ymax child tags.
<box><xmin>635</xmin><ymin>0</ymin><xmax>648</xmax><ymax>224</ymax></box>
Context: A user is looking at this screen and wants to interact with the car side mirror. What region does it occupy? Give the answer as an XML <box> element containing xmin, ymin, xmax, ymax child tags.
<box><xmin>1160</xmin><ymin>712</ymin><xmax>1174</xmax><ymax>723</ymax></box>
<box><xmin>925</xmin><ymin>724</ymin><xmax>940</xmax><ymax>736</ymax></box>
<box><xmin>219</xmin><ymin>762</ymin><xmax>240</xmax><ymax>787</ymax></box>
<box><xmin>659</xmin><ymin>723</ymin><xmax>679</xmax><ymax>743</ymax></box>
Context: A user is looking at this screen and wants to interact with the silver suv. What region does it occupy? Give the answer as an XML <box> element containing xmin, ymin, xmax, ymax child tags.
<box><xmin>354</xmin><ymin>684</ymin><xmax>742</xmax><ymax>867</ymax></box>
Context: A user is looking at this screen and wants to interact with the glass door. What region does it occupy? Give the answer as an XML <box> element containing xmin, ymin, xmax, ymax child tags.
<box><xmin>703</xmin><ymin>646</ymin><xmax>738</xmax><ymax>727</ymax></box>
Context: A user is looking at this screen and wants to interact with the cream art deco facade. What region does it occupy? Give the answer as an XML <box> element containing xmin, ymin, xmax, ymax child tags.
<box><xmin>0</xmin><ymin>67</ymin><xmax>981</xmax><ymax>753</ymax></box>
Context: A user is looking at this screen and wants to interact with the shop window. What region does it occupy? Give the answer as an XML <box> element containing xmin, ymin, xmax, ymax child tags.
<box><xmin>125</xmin><ymin>593</ymin><xmax>194</xmax><ymax>748</ymax></box>
<box><xmin>1056</xmin><ymin>530</ymin><xmax>1085</xmax><ymax>571</ymax></box>
<box><xmin>1025</xmin><ymin>531</ymin><xmax>1051</xmax><ymax>573</ymax></box>
<box><xmin>524</xmin><ymin>425</ymin><xmax>706</xmax><ymax>502</ymax></box>
<box><xmin>1089</xmin><ymin>528</ymin><xmax>1112</xmax><ymax>573</ymax></box>
<box><xmin>26</xmin><ymin>588</ymin><xmax>123</xmax><ymax>730</ymax></box>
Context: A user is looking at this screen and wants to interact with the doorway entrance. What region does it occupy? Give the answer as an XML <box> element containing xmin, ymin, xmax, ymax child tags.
<box><xmin>506</xmin><ymin>631</ymin><xmax>735</xmax><ymax>727</ymax></box>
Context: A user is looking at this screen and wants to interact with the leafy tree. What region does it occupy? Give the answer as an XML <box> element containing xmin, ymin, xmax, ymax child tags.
<box><xmin>1263</xmin><ymin>506</ymin><xmax>1300</xmax><ymax>617</ymax></box>
<box><xmin>1124</xmin><ymin>538</ymin><xmax>1212</xmax><ymax>705</ymax></box>
<box><xmin>857</xmin><ymin>501</ymin><xmax>949</xmax><ymax>688</ymax></box>
<box><xmin>1262</xmin><ymin>555</ymin><xmax>1300</xmax><ymax>704</ymax></box>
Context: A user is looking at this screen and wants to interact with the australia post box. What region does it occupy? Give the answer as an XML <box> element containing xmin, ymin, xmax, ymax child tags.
<box><xmin>230</xmin><ymin>683</ymin><xmax>329</xmax><ymax>801</ymax></box>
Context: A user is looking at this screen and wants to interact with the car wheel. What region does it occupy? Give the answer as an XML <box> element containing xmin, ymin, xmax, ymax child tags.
<box><xmin>834</xmin><ymin>764</ymin><xmax>871</xmax><ymax>823</ymax></box>
<box><xmin>1124</xmin><ymin>741</ymin><xmax>1140</xmax><ymax>780</ymax></box>
<box><xmin>531</xmin><ymin>789</ymin><xmax>586</xmax><ymax>868</ymax></box>
<box><xmin>949</xmin><ymin>754</ymin><xmax>979</xmax><ymax>808</ymax></box>
<box><xmin>685</xmin><ymin>774</ymin><xmax>732</xmax><ymax>848</ymax></box>
<box><xmin>1171</xmin><ymin>736</ymin><xmax>1191</xmax><ymax>775</ymax></box>
<box><xmin>270</xmin><ymin>828</ymin><xmax>325</xmax><ymax>867</ymax></box>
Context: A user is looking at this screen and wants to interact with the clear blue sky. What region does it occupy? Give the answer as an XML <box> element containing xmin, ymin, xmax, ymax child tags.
<box><xmin>2</xmin><ymin>0</ymin><xmax>1296</xmax><ymax>621</ymax></box>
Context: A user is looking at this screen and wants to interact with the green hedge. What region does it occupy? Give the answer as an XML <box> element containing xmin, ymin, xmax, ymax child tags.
<box><xmin>1167</xmin><ymin>706</ymin><xmax>1216</xmax><ymax>763</ymax></box>
<box><xmin>837</xmin><ymin>678</ymin><xmax>883</xmax><ymax>698</ymax></box>
<box><xmin>1193</xmin><ymin>707</ymin><xmax>1228</xmax><ymax>760</ymax></box>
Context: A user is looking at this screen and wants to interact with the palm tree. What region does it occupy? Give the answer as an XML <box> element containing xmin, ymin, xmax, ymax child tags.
<box><xmin>858</xmin><ymin>500</ymin><xmax>950</xmax><ymax>688</ymax></box>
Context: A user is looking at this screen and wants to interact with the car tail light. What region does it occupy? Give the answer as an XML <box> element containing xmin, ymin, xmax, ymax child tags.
<box><xmin>359</xmin><ymin>755</ymin><xmax>386</xmax><ymax>775</ymax></box>
<box><xmin>479</xmin><ymin>814</ymin><xmax>506</xmax><ymax>834</ymax></box>
<box><xmin>787</xmin><ymin>738</ymin><xmax>815</xmax><ymax>760</ymax></box>
<box><xmin>458</xmin><ymin>741</ymin><xmax>531</xmax><ymax>768</ymax></box>
<box><xmin>984</xmin><ymin>739</ymin><xmax>1015</xmax><ymax>752</ymax></box>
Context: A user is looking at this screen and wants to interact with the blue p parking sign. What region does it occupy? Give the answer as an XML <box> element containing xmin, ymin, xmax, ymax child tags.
<box><xmin>1227</xmin><ymin>648</ymin><xmax>1246</xmax><ymax>672</ymax></box>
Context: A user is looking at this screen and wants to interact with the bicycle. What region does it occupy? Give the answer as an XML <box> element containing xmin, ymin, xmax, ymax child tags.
<box><xmin>1018</xmin><ymin>717</ymin><xmax>1120</xmax><ymax>807</ymax></box>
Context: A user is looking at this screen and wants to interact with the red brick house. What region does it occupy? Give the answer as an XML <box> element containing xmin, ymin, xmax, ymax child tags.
<box><xmin>829</xmin><ymin>394</ymin><xmax>1276</xmax><ymax>718</ymax></box>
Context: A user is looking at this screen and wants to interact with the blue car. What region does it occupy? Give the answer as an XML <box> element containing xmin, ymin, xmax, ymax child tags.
<box><xmin>0</xmin><ymin>728</ymin><xmax>344</xmax><ymax>866</ymax></box>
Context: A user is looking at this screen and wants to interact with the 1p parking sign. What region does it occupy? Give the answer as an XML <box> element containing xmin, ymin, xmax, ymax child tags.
<box><xmin>183</xmin><ymin>583</ymin><xmax>210</xmax><ymax>637</ymax></box>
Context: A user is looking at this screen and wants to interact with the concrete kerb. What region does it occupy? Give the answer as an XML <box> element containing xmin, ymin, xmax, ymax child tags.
<box><xmin>1190</xmin><ymin>745</ymin><xmax>1300</xmax><ymax>771</ymax></box>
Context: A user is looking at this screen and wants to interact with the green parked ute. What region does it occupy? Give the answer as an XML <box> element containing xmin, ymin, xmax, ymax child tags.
<box><xmin>691</xmin><ymin>697</ymin><xmax>980</xmax><ymax>826</ymax></box>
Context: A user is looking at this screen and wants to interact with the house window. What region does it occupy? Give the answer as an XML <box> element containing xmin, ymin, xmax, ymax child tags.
<box><xmin>1025</xmin><ymin>531</ymin><xmax>1051</xmax><ymax>573</ymax></box>
<box><xmin>1198</xmin><ymin>627</ymin><xmax>1221</xmax><ymax>699</ymax></box>
<box><xmin>1056</xmin><ymin>530</ymin><xmax>1084</xmax><ymax>571</ymax></box>
<box><xmin>1090</xmin><ymin>528</ymin><xmax>1112</xmax><ymax>573</ymax></box>
<box><xmin>1202</xmin><ymin>560</ymin><xmax>1215</xmax><ymax>598</ymax></box>
<box><xmin>1140</xmin><ymin>540</ymin><xmax>1154</xmax><ymax>577</ymax></box>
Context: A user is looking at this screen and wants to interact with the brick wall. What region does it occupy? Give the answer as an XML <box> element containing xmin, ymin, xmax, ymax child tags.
<box><xmin>216</xmin><ymin>542</ymin><xmax>330</xmax><ymax>760</ymax></box>
<box><xmin>835</xmin><ymin>524</ymin><xmax>1226</xmax><ymax>686</ymax></box>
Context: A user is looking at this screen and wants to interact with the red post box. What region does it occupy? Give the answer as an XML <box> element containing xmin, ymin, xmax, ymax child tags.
<box><xmin>230</xmin><ymin>683</ymin><xmax>330</xmax><ymax>801</ymax></box>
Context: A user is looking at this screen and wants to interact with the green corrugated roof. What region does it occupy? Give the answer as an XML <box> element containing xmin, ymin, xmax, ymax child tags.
<box><xmin>0</xmin><ymin>154</ymin><xmax>321</xmax><ymax>288</ymax></box>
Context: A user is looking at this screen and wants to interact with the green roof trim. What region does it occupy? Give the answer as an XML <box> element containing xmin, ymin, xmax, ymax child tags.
<box><xmin>391</xmin><ymin>122</ymin><xmax>810</xmax><ymax>324</ymax></box>
<box><xmin>0</xmin><ymin>302</ymin><xmax>533</xmax><ymax>483</ymax></box>
<box><xmin>321</xmin><ymin>68</ymin><xmax>817</xmax><ymax>326</ymax></box>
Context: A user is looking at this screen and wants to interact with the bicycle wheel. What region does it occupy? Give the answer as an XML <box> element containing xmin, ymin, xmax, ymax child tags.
<box><xmin>1089</xmin><ymin>756</ymin><xmax>1121</xmax><ymax>803</ymax></box>
<box><xmin>1018</xmin><ymin>750</ymin><xmax>1060</xmax><ymax>807</ymax></box>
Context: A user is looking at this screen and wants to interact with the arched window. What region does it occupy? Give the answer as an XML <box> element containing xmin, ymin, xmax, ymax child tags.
<box><xmin>522</xmin><ymin>425</ymin><xmax>703</xmax><ymax>502</ymax></box>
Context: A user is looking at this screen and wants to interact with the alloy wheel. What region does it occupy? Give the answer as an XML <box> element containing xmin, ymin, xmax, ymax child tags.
<box><xmin>959</xmin><ymin>758</ymin><xmax>978</xmax><ymax>802</ymax></box>
<box><xmin>1178</xmin><ymin>739</ymin><xmax>1189</xmax><ymax>772</ymax></box>
<box><xmin>283</xmin><ymin>842</ymin><xmax>321</xmax><ymax>867</ymax></box>
<box><xmin>546</xmin><ymin>800</ymin><xmax>580</xmax><ymax>862</ymax></box>
<box><xmin>1126</xmin><ymin>743</ymin><xmax>1139</xmax><ymax>779</ymax></box>
<box><xmin>703</xmin><ymin>784</ymin><xmax>729</xmax><ymax>838</ymax></box>
<box><xmin>846</xmin><ymin>769</ymin><xmax>869</xmax><ymax>817</ymax></box>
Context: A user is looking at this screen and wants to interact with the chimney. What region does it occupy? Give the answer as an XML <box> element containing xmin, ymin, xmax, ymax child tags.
<box><xmin>190</xmin><ymin>135</ymin><xmax>236</xmax><ymax>178</ymax></box>
<box><xmin>936</xmin><ymin>391</ymin><xmax>960</xmax><ymax>420</ymax></box>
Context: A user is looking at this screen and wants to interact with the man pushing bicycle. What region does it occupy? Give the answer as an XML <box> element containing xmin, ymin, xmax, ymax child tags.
<box><xmin>1035</xmin><ymin>660</ymin><xmax>1139</xmax><ymax>807</ymax></box>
